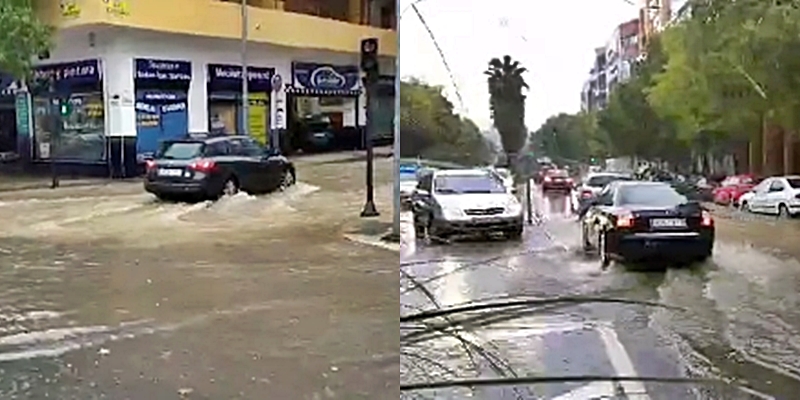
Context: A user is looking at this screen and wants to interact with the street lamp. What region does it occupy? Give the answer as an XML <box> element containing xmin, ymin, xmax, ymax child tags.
<box><xmin>240</xmin><ymin>0</ymin><xmax>249</xmax><ymax>135</ymax></box>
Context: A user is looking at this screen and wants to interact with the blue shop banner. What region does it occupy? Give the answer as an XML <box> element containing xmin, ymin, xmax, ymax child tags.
<box><xmin>136</xmin><ymin>89</ymin><xmax>187</xmax><ymax>101</ymax></box>
<box><xmin>135</xmin><ymin>58</ymin><xmax>192</xmax><ymax>82</ymax></box>
<box><xmin>33</xmin><ymin>59</ymin><xmax>101</xmax><ymax>88</ymax></box>
<box><xmin>291</xmin><ymin>62</ymin><xmax>360</xmax><ymax>93</ymax></box>
<box><xmin>207</xmin><ymin>64</ymin><xmax>274</xmax><ymax>92</ymax></box>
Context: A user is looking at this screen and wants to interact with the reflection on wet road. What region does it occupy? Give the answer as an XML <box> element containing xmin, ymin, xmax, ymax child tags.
<box><xmin>0</xmin><ymin>155</ymin><xmax>398</xmax><ymax>399</ymax></box>
<box><xmin>401</xmin><ymin>187</ymin><xmax>800</xmax><ymax>399</ymax></box>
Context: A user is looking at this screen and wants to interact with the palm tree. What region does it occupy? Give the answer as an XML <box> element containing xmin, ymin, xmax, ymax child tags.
<box><xmin>485</xmin><ymin>55</ymin><xmax>528</xmax><ymax>170</ymax></box>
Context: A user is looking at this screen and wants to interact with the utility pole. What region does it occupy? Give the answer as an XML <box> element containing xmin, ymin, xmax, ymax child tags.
<box><xmin>240</xmin><ymin>0</ymin><xmax>249</xmax><ymax>136</ymax></box>
<box><xmin>360</xmin><ymin>38</ymin><xmax>380</xmax><ymax>218</ymax></box>
<box><xmin>391</xmin><ymin>35</ymin><xmax>401</xmax><ymax>237</ymax></box>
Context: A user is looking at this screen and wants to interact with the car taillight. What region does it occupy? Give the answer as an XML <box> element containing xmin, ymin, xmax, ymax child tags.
<box><xmin>189</xmin><ymin>159</ymin><xmax>217</xmax><ymax>173</ymax></box>
<box><xmin>145</xmin><ymin>160</ymin><xmax>156</xmax><ymax>171</ymax></box>
<box><xmin>544</xmin><ymin>176</ymin><xmax>552</xmax><ymax>182</ymax></box>
<box><xmin>616</xmin><ymin>213</ymin><xmax>635</xmax><ymax>228</ymax></box>
<box><xmin>701</xmin><ymin>210</ymin><xmax>713</xmax><ymax>226</ymax></box>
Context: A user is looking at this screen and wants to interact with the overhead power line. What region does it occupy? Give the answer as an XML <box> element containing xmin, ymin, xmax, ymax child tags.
<box><xmin>410</xmin><ymin>3</ymin><xmax>467</xmax><ymax>113</ymax></box>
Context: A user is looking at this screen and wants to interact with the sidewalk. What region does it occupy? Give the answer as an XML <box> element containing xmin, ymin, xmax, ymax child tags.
<box><xmin>0</xmin><ymin>175</ymin><xmax>111</xmax><ymax>192</ymax></box>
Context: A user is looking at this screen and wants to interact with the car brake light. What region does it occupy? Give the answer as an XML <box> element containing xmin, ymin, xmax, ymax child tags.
<box><xmin>616</xmin><ymin>213</ymin><xmax>635</xmax><ymax>228</ymax></box>
<box><xmin>189</xmin><ymin>159</ymin><xmax>217</xmax><ymax>173</ymax></box>
<box><xmin>701</xmin><ymin>210</ymin><xmax>713</xmax><ymax>226</ymax></box>
<box><xmin>145</xmin><ymin>160</ymin><xmax>156</xmax><ymax>171</ymax></box>
<box><xmin>544</xmin><ymin>176</ymin><xmax>552</xmax><ymax>182</ymax></box>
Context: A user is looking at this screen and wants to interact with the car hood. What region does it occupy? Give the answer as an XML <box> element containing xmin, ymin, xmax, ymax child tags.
<box><xmin>400</xmin><ymin>181</ymin><xmax>417</xmax><ymax>193</ymax></box>
<box><xmin>435</xmin><ymin>193</ymin><xmax>514</xmax><ymax>210</ymax></box>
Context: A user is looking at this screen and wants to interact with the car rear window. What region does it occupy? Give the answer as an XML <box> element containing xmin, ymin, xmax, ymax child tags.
<box><xmin>617</xmin><ymin>184</ymin><xmax>687</xmax><ymax>207</ymax></box>
<box><xmin>158</xmin><ymin>141</ymin><xmax>205</xmax><ymax>160</ymax></box>
<box><xmin>788</xmin><ymin>179</ymin><xmax>800</xmax><ymax>189</ymax></box>
<box><xmin>587</xmin><ymin>175</ymin><xmax>630</xmax><ymax>187</ymax></box>
<box><xmin>548</xmin><ymin>170</ymin><xmax>568</xmax><ymax>178</ymax></box>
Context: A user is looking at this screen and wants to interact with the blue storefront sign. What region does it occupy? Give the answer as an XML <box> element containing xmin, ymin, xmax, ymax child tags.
<box><xmin>0</xmin><ymin>73</ymin><xmax>19</xmax><ymax>97</ymax></box>
<box><xmin>33</xmin><ymin>59</ymin><xmax>101</xmax><ymax>90</ymax></box>
<box><xmin>134</xmin><ymin>58</ymin><xmax>192</xmax><ymax>82</ymax></box>
<box><xmin>291</xmin><ymin>62</ymin><xmax>361</xmax><ymax>95</ymax></box>
<box><xmin>207</xmin><ymin>64</ymin><xmax>274</xmax><ymax>92</ymax></box>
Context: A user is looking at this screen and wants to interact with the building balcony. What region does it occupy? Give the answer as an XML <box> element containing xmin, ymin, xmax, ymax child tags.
<box><xmin>35</xmin><ymin>0</ymin><xmax>397</xmax><ymax>56</ymax></box>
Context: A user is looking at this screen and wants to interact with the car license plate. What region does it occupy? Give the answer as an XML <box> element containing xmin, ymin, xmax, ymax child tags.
<box><xmin>157</xmin><ymin>168</ymin><xmax>183</xmax><ymax>177</ymax></box>
<box><xmin>650</xmin><ymin>218</ymin><xmax>686</xmax><ymax>228</ymax></box>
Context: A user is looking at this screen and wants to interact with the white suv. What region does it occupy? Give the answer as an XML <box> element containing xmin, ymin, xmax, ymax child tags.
<box><xmin>411</xmin><ymin>169</ymin><xmax>524</xmax><ymax>240</ymax></box>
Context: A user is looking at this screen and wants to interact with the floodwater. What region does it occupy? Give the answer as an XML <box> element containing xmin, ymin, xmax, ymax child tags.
<box><xmin>401</xmin><ymin>186</ymin><xmax>800</xmax><ymax>399</ymax></box>
<box><xmin>0</xmin><ymin>154</ymin><xmax>399</xmax><ymax>399</ymax></box>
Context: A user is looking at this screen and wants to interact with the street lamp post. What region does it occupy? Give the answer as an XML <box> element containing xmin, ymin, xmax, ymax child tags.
<box><xmin>240</xmin><ymin>0</ymin><xmax>249</xmax><ymax>136</ymax></box>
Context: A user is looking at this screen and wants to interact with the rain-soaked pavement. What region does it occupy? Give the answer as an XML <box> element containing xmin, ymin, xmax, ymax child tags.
<box><xmin>0</xmin><ymin>153</ymin><xmax>398</xmax><ymax>399</ymax></box>
<box><xmin>401</xmin><ymin>185</ymin><xmax>800</xmax><ymax>400</ymax></box>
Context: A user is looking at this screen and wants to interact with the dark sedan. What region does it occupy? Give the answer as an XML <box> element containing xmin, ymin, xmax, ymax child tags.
<box><xmin>144</xmin><ymin>134</ymin><xmax>295</xmax><ymax>201</ymax></box>
<box><xmin>580</xmin><ymin>181</ymin><xmax>714</xmax><ymax>267</ymax></box>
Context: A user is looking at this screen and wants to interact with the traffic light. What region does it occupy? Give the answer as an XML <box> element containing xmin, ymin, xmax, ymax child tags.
<box><xmin>360</xmin><ymin>38</ymin><xmax>379</xmax><ymax>75</ymax></box>
<box><xmin>59</xmin><ymin>100</ymin><xmax>71</xmax><ymax>116</ymax></box>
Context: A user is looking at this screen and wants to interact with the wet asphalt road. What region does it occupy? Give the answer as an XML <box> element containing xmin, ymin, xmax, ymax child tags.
<box><xmin>400</xmin><ymin>186</ymin><xmax>800</xmax><ymax>400</ymax></box>
<box><xmin>0</xmin><ymin>154</ymin><xmax>399</xmax><ymax>399</ymax></box>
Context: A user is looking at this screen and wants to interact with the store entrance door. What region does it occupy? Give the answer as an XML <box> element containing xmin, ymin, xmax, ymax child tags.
<box><xmin>135</xmin><ymin>91</ymin><xmax>188</xmax><ymax>157</ymax></box>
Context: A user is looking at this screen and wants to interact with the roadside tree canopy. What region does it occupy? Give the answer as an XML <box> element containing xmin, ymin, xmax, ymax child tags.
<box><xmin>0</xmin><ymin>0</ymin><xmax>52</xmax><ymax>78</ymax></box>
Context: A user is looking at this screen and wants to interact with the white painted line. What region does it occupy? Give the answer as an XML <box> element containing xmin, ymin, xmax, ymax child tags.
<box><xmin>344</xmin><ymin>234</ymin><xmax>400</xmax><ymax>253</ymax></box>
<box><xmin>552</xmin><ymin>381</ymin><xmax>616</xmax><ymax>400</ymax></box>
<box><xmin>597</xmin><ymin>327</ymin><xmax>652</xmax><ymax>399</ymax></box>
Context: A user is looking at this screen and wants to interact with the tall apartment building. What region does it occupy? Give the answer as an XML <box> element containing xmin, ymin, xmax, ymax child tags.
<box><xmin>0</xmin><ymin>0</ymin><xmax>396</xmax><ymax>177</ymax></box>
<box><xmin>581</xmin><ymin>18</ymin><xmax>641</xmax><ymax>112</ymax></box>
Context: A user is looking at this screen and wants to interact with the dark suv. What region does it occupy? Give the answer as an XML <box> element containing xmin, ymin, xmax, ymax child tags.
<box><xmin>144</xmin><ymin>134</ymin><xmax>295</xmax><ymax>201</ymax></box>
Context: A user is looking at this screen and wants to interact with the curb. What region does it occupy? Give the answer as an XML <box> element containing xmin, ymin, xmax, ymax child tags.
<box><xmin>344</xmin><ymin>233</ymin><xmax>401</xmax><ymax>253</ymax></box>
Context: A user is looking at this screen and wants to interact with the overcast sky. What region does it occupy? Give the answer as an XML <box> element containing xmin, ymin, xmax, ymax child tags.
<box><xmin>399</xmin><ymin>0</ymin><xmax>639</xmax><ymax>132</ymax></box>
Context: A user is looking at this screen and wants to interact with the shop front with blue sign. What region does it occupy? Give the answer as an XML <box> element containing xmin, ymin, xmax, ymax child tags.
<box><xmin>206</xmin><ymin>64</ymin><xmax>274</xmax><ymax>145</ymax></box>
<box><xmin>30</xmin><ymin>59</ymin><xmax>106</xmax><ymax>165</ymax></box>
<box><xmin>286</xmin><ymin>62</ymin><xmax>363</xmax><ymax>152</ymax></box>
<box><xmin>133</xmin><ymin>58</ymin><xmax>192</xmax><ymax>161</ymax></box>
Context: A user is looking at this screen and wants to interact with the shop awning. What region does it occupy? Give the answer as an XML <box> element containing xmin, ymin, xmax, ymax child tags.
<box><xmin>285</xmin><ymin>86</ymin><xmax>361</xmax><ymax>97</ymax></box>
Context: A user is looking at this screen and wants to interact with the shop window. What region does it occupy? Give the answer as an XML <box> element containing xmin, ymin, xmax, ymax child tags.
<box><xmin>32</xmin><ymin>93</ymin><xmax>106</xmax><ymax>162</ymax></box>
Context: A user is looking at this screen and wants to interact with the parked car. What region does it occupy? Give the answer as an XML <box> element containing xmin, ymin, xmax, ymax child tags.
<box><xmin>712</xmin><ymin>174</ymin><xmax>758</xmax><ymax>206</ymax></box>
<box><xmin>740</xmin><ymin>176</ymin><xmax>800</xmax><ymax>217</ymax></box>
<box><xmin>411</xmin><ymin>169</ymin><xmax>524</xmax><ymax>240</ymax></box>
<box><xmin>541</xmin><ymin>169</ymin><xmax>573</xmax><ymax>193</ymax></box>
<box><xmin>144</xmin><ymin>134</ymin><xmax>295</xmax><ymax>201</ymax></box>
<box><xmin>581</xmin><ymin>181</ymin><xmax>714</xmax><ymax>267</ymax></box>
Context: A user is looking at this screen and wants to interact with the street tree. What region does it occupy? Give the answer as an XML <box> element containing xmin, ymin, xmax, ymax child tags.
<box><xmin>485</xmin><ymin>55</ymin><xmax>528</xmax><ymax>166</ymax></box>
<box><xmin>0</xmin><ymin>0</ymin><xmax>52</xmax><ymax>78</ymax></box>
<box><xmin>400</xmin><ymin>78</ymin><xmax>493</xmax><ymax>166</ymax></box>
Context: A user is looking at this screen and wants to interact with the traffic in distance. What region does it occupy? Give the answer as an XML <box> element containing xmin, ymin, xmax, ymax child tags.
<box><xmin>143</xmin><ymin>133</ymin><xmax>296</xmax><ymax>202</ymax></box>
<box><xmin>405</xmin><ymin>159</ymin><xmax>720</xmax><ymax>268</ymax></box>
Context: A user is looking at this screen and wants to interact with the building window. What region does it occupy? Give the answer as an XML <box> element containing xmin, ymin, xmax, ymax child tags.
<box><xmin>33</xmin><ymin>93</ymin><xmax>106</xmax><ymax>161</ymax></box>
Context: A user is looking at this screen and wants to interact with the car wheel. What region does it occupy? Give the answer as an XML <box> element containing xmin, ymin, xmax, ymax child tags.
<box><xmin>278</xmin><ymin>169</ymin><xmax>295</xmax><ymax>191</ymax></box>
<box><xmin>598</xmin><ymin>231</ymin><xmax>611</xmax><ymax>269</ymax></box>
<box><xmin>779</xmin><ymin>203</ymin><xmax>791</xmax><ymax>219</ymax></box>
<box><xmin>581</xmin><ymin>223</ymin><xmax>594</xmax><ymax>252</ymax></box>
<box><xmin>412</xmin><ymin>212</ymin><xmax>426</xmax><ymax>238</ymax></box>
<box><xmin>221</xmin><ymin>177</ymin><xmax>239</xmax><ymax>197</ymax></box>
<box><xmin>506</xmin><ymin>224</ymin><xmax>523</xmax><ymax>240</ymax></box>
<box><xmin>740</xmin><ymin>200</ymin><xmax>749</xmax><ymax>212</ymax></box>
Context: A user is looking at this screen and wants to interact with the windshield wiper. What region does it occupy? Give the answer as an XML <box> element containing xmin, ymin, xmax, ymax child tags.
<box><xmin>435</xmin><ymin>188</ymin><xmax>460</xmax><ymax>194</ymax></box>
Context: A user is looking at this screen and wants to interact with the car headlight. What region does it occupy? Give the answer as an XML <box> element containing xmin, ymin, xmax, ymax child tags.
<box><xmin>506</xmin><ymin>201</ymin><xmax>523</xmax><ymax>215</ymax></box>
<box><xmin>441</xmin><ymin>206</ymin><xmax>463</xmax><ymax>220</ymax></box>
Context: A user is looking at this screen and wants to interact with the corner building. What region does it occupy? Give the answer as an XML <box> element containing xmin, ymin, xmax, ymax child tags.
<box><xmin>15</xmin><ymin>0</ymin><xmax>397</xmax><ymax>177</ymax></box>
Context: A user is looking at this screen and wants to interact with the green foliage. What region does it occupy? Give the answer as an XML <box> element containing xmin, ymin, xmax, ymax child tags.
<box><xmin>0</xmin><ymin>0</ymin><xmax>53</xmax><ymax>78</ymax></box>
<box><xmin>400</xmin><ymin>78</ymin><xmax>493</xmax><ymax>166</ymax></box>
<box><xmin>485</xmin><ymin>55</ymin><xmax>528</xmax><ymax>159</ymax></box>
<box><xmin>530</xmin><ymin>112</ymin><xmax>600</xmax><ymax>163</ymax></box>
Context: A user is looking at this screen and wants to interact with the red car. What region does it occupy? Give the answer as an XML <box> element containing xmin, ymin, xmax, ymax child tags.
<box><xmin>542</xmin><ymin>169</ymin><xmax>573</xmax><ymax>192</ymax></box>
<box><xmin>712</xmin><ymin>174</ymin><xmax>758</xmax><ymax>205</ymax></box>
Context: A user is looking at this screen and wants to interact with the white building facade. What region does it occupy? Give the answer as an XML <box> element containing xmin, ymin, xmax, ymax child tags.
<box><xmin>19</xmin><ymin>26</ymin><xmax>394</xmax><ymax>177</ymax></box>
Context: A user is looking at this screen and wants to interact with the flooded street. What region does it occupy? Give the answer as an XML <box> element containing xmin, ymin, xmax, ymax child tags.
<box><xmin>0</xmin><ymin>153</ymin><xmax>398</xmax><ymax>399</ymax></box>
<box><xmin>401</xmin><ymin>187</ymin><xmax>800</xmax><ymax>399</ymax></box>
